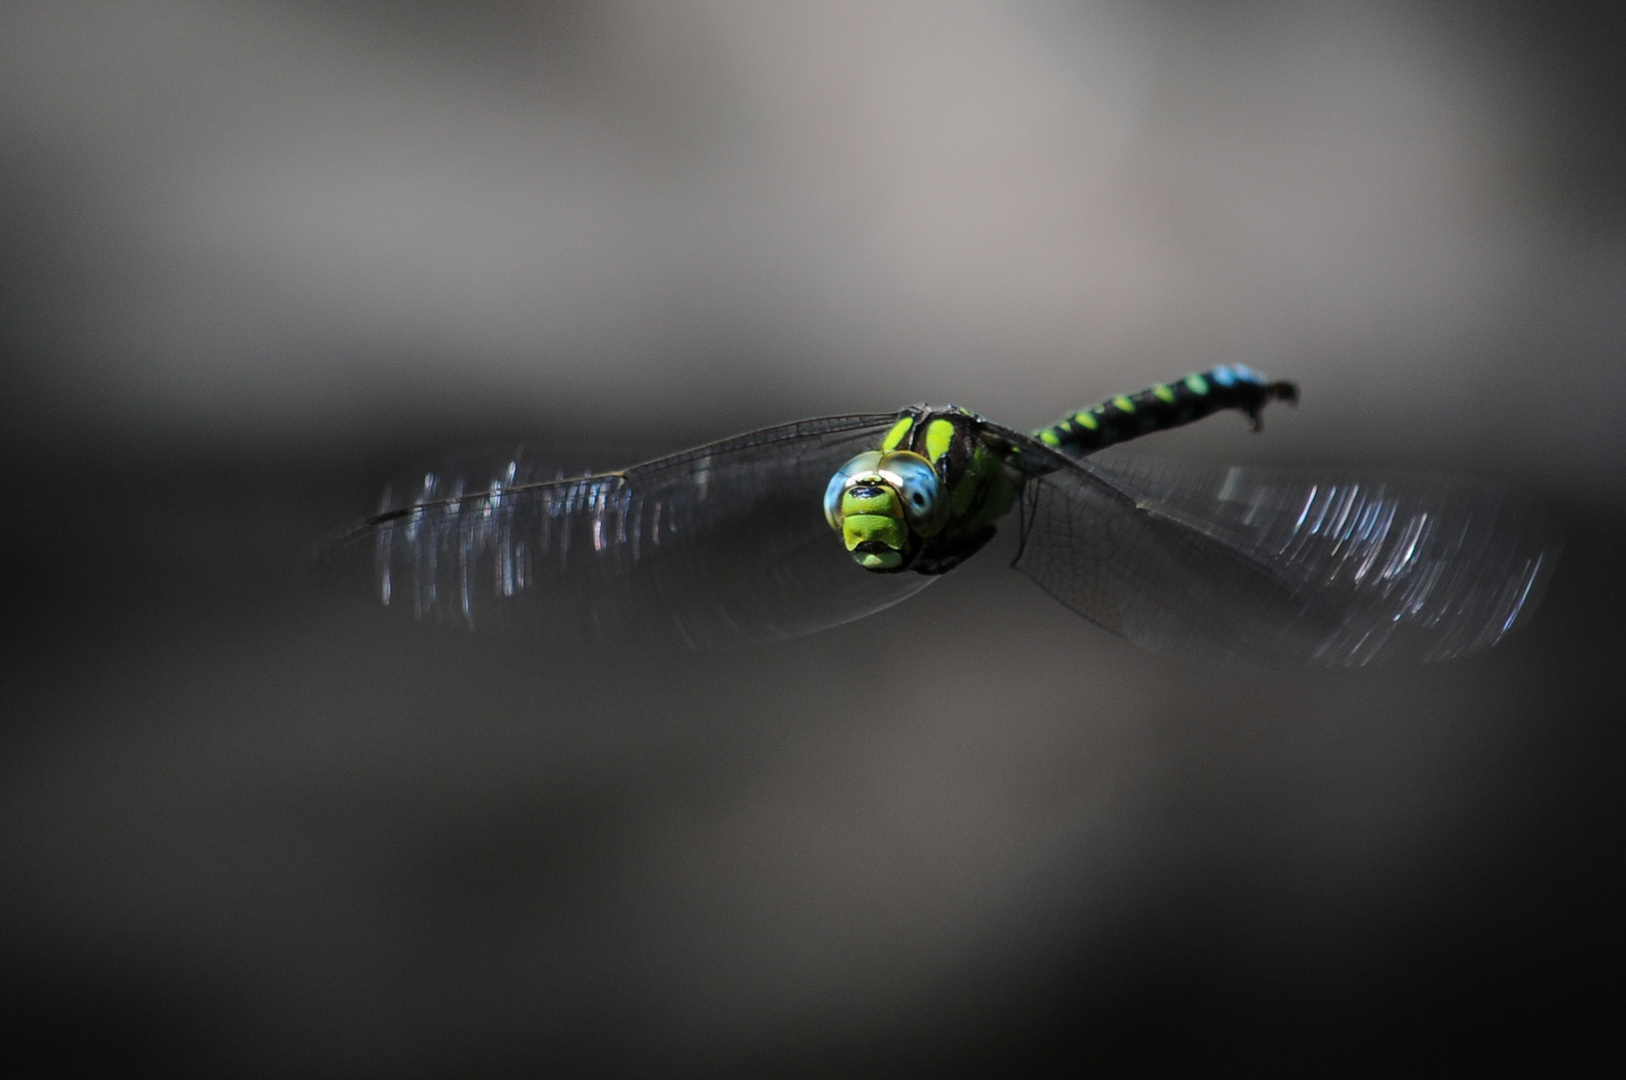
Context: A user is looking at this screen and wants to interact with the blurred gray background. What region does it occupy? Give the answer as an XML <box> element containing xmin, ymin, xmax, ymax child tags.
<box><xmin>1</xmin><ymin>1</ymin><xmax>1622</xmax><ymax>1075</ymax></box>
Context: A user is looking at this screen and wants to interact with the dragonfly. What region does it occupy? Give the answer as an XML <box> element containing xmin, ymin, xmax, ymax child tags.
<box><xmin>319</xmin><ymin>366</ymin><xmax>1558</xmax><ymax>664</ymax></box>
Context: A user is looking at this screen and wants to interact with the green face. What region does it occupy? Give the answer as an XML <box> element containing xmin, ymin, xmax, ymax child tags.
<box><xmin>823</xmin><ymin>450</ymin><xmax>947</xmax><ymax>571</ymax></box>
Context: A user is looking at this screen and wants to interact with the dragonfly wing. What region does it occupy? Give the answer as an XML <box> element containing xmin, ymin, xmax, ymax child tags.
<box><xmin>318</xmin><ymin>415</ymin><xmax>933</xmax><ymax>647</ymax></box>
<box><xmin>1009</xmin><ymin>451</ymin><xmax>1335</xmax><ymax>664</ymax></box>
<box><xmin>1008</xmin><ymin>445</ymin><xmax>1559</xmax><ymax>665</ymax></box>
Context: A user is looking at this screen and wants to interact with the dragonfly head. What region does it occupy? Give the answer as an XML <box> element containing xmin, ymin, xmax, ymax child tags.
<box><xmin>824</xmin><ymin>450</ymin><xmax>947</xmax><ymax>571</ymax></box>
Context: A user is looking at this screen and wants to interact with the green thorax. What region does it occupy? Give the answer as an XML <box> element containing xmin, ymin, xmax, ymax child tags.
<box><xmin>877</xmin><ymin>406</ymin><xmax>1023</xmax><ymax>575</ymax></box>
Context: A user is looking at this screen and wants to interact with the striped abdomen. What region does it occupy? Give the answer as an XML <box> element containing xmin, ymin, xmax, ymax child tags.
<box><xmin>1033</xmin><ymin>365</ymin><xmax>1297</xmax><ymax>454</ymax></box>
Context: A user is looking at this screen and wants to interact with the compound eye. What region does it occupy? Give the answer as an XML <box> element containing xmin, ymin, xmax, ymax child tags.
<box><xmin>824</xmin><ymin>451</ymin><xmax>883</xmax><ymax>529</ymax></box>
<box><xmin>879</xmin><ymin>451</ymin><xmax>946</xmax><ymax>536</ymax></box>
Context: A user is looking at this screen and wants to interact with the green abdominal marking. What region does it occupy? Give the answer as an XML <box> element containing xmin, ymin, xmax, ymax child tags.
<box><xmin>1034</xmin><ymin>364</ymin><xmax>1297</xmax><ymax>453</ymax></box>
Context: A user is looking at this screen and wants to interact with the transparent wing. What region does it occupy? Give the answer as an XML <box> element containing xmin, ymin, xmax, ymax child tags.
<box><xmin>317</xmin><ymin>415</ymin><xmax>934</xmax><ymax>647</ymax></box>
<box><xmin>1006</xmin><ymin>442</ymin><xmax>1560</xmax><ymax>665</ymax></box>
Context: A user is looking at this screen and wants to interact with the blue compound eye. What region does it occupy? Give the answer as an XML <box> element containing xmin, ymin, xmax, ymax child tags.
<box><xmin>878</xmin><ymin>451</ymin><xmax>946</xmax><ymax>536</ymax></box>
<box><xmin>825</xmin><ymin>451</ymin><xmax>883</xmax><ymax>528</ymax></box>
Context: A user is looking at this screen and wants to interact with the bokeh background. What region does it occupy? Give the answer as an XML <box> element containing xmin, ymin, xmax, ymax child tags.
<box><xmin>2</xmin><ymin>2</ymin><xmax>1623</xmax><ymax>1075</ymax></box>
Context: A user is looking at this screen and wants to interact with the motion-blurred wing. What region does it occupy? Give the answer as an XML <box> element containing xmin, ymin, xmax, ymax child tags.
<box><xmin>318</xmin><ymin>415</ymin><xmax>933</xmax><ymax>647</ymax></box>
<box><xmin>1009</xmin><ymin>446</ymin><xmax>1559</xmax><ymax>665</ymax></box>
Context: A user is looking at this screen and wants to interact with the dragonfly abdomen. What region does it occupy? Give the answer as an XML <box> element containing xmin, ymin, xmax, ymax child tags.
<box><xmin>1034</xmin><ymin>365</ymin><xmax>1297</xmax><ymax>454</ymax></box>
